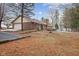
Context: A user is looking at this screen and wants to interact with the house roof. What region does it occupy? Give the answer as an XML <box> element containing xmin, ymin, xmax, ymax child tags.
<box><xmin>11</xmin><ymin>15</ymin><xmax>47</xmax><ymax>25</ymax></box>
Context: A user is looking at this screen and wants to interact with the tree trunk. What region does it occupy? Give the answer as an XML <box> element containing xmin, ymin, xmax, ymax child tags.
<box><xmin>21</xmin><ymin>3</ymin><xmax>24</xmax><ymax>31</ymax></box>
<box><xmin>0</xmin><ymin>4</ymin><xmax>4</xmax><ymax>29</ymax></box>
<box><xmin>0</xmin><ymin>20</ymin><xmax>2</xmax><ymax>29</ymax></box>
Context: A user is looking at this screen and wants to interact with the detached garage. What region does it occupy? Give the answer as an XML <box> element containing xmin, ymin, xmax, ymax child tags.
<box><xmin>7</xmin><ymin>16</ymin><xmax>47</xmax><ymax>31</ymax></box>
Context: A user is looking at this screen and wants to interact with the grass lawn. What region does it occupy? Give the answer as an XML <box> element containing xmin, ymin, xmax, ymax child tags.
<box><xmin>0</xmin><ymin>31</ymin><xmax>79</xmax><ymax>56</ymax></box>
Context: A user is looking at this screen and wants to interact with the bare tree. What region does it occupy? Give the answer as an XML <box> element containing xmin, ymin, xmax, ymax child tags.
<box><xmin>48</xmin><ymin>7</ymin><xmax>54</xmax><ymax>30</ymax></box>
<box><xmin>63</xmin><ymin>8</ymin><xmax>71</xmax><ymax>31</ymax></box>
<box><xmin>48</xmin><ymin>8</ymin><xmax>59</xmax><ymax>30</ymax></box>
<box><xmin>0</xmin><ymin>3</ymin><xmax>4</xmax><ymax>29</ymax></box>
<box><xmin>20</xmin><ymin>3</ymin><xmax>34</xmax><ymax>31</ymax></box>
<box><xmin>3</xmin><ymin>3</ymin><xmax>34</xmax><ymax>31</ymax></box>
<box><xmin>54</xmin><ymin>10</ymin><xmax>59</xmax><ymax>30</ymax></box>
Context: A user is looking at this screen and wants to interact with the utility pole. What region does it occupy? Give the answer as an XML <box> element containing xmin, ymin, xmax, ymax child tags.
<box><xmin>21</xmin><ymin>3</ymin><xmax>24</xmax><ymax>31</ymax></box>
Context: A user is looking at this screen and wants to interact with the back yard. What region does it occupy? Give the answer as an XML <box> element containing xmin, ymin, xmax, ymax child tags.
<box><xmin>0</xmin><ymin>31</ymin><xmax>79</xmax><ymax>56</ymax></box>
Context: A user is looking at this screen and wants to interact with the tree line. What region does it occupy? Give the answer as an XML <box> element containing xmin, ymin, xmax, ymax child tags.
<box><xmin>63</xmin><ymin>3</ymin><xmax>79</xmax><ymax>32</ymax></box>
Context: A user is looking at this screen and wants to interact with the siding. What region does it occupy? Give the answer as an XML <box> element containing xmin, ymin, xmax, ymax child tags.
<box><xmin>13</xmin><ymin>23</ymin><xmax>21</xmax><ymax>31</ymax></box>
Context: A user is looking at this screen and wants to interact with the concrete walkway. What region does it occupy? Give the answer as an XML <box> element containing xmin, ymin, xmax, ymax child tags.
<box><xmin>0</xmin><ymin>32</ymin><xmax>26</xmax><ymax>42</ymax></box>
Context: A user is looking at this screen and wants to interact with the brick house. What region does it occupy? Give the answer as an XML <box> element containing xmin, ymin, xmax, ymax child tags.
<box><xmin>7</xmin><ymin>16</ymin><xmax>47</xmax><ymax>31</ymax></box>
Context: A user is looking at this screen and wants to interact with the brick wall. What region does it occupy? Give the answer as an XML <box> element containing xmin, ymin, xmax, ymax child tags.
<box><xmin>22</xmin><ymin>22</ymin><xmax>47</xmax><ymax>30</ymax></box>
<box><xmin>23</xmin><ymin>22</ymin><xmax>37</xmax><ymax>30</ymax></box>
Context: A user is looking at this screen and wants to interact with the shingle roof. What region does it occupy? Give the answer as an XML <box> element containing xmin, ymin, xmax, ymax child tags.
<box><xmin>11</xmin><ymin>15</ymin><xmax>47</xmax><ymax>25</ymax></box>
